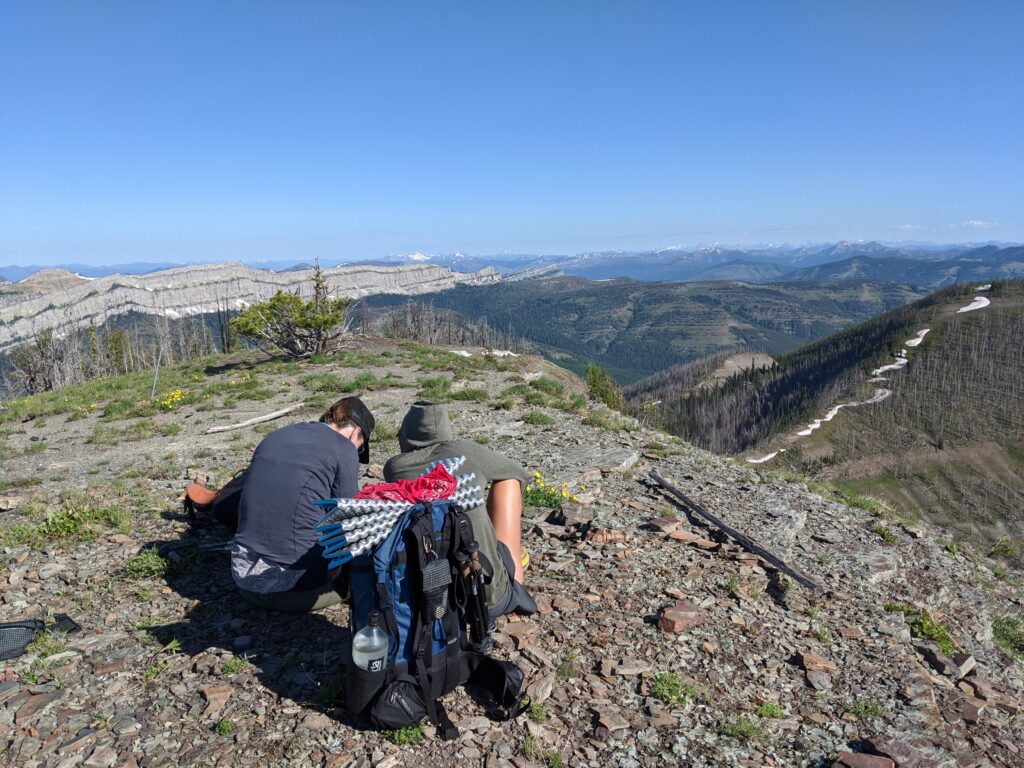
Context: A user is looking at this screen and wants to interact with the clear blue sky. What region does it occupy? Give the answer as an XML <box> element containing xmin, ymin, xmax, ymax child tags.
<box><xmin>1</xmin><ymin>1</ymin><xmax>1021</xmax><ymax>266</ymax></box>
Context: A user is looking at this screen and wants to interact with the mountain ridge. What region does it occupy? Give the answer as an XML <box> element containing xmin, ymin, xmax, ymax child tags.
<box><xmin>0</xmin><ymin>339</ymin><xmax>1021</xmax><ymax>766</ymax></box>
<box><xmin>0</xmin><ymin>262</ymin><xmax>499</xmax><ymax>354</ymax></box>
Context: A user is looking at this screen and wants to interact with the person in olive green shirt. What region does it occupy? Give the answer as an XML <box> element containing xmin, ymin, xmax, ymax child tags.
<box><xmin>383</xmin><ymin>401</ymin><xmax>537</xmax><ymax>618</ymax></box>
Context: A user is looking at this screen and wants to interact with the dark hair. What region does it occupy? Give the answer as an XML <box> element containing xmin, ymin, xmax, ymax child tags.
<box><xmin>319</xmin><ymin>396</ymin><xmax>375</xmax><ymax>464</ymax></box>
<box><xmin>320</xmin><ymin>400</ymin><xmax>357</xmax><ymax>429</ymax></box>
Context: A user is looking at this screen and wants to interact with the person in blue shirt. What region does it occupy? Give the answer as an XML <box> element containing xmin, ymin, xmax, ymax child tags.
<box><xmin>231</xmin><ymin>396</ymin><xmax>375</xmax><ymax>612</ymax></box>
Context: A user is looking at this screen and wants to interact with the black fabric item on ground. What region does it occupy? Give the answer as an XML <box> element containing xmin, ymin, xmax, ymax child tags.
<box><xmin>0</xmin><ymin>620</ymin><xmax>44</xmax><ymax>661</ymax></box>
<box><xmin>467</xmin><ymin>654</ymin><xmax>527</xmax><ymax>718</ymax></box>
<box><xmin>489</xmin><ymin>541</ymin><xmax>538</xmax><ymax>618</ymax></box>
<box><xmin>211</xmin><ymin>469</ymin><xmax>246</xmax><ymax>528</ymax></box>
<box><xmin>370</xmin><ymin>678</ymin><xmax>428</xmax><ymax>729</ymax></box>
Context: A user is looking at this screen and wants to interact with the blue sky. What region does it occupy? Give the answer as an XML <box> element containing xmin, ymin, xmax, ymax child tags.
<box><xmin>1</xmin><ymin>1</ymin><xmax>1021</xmax><ymax>266</ymax></box>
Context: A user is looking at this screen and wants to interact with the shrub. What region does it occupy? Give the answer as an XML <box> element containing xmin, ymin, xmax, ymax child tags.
<box><xmin>586</xmin><ymin>362</ymin><xmax>624</xmax><ymax>411</ymax></box>
<box><xmin>231</xmin><ymin>262</ymin><xmax>351</xmax><ymax>358</ymax></box>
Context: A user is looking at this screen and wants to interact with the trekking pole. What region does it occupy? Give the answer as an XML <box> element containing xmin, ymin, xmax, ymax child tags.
<box><xmin>466</xmin><ymin>544</ymin><xmax>492</xmax><ymax>647</ymax></box>
<box><xmin>456</xmin><ymin>546</ymin><xmax>489</xmax><ymax>647</ymax></box>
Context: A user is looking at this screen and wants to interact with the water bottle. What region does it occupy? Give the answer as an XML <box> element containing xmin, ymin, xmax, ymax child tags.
<box><xmin>351</xmin><ymin>611</ymin><xmax>388</xmax><ymax>673</ymax></box>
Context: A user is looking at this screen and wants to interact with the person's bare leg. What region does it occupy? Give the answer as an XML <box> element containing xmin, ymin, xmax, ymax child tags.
<box><xmin>488</xmin><ymin>479</ymin><xmax>524</xmax><ymax>582</ymax></box>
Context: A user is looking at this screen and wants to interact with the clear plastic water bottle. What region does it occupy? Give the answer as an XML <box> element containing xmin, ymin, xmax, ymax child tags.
<box><xmin>351</xmin><ymin>611</ymin><xmax>388</xmax><ymax>672</ymax></box>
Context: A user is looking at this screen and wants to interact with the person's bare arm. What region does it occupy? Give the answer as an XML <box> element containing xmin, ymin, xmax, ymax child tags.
<box><xmin>487</xmin><ymin>478</ymin><xmax>524</xmax><ymax>582</ymax></box>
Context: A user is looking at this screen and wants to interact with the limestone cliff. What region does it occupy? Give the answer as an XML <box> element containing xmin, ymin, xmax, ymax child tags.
<box><xmin>0</xmin><ymin>262</ymin><xmax>499</xmax><ymax>352</ymax></box>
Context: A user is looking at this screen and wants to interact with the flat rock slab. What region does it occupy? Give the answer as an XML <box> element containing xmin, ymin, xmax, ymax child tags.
<box><xmin>14</xmin><ymin>690</ymin><xmax>63</xmax><ymax>724</ymax></box>
<box><xmin>546</xmin><ymin>445</ymin><xmax>638</xmax><ymax>479</ymax></box>
<box><xmin>833</xmin><ymin>753</ymin><xmax>896</xmax><ymax>768</ymax></box>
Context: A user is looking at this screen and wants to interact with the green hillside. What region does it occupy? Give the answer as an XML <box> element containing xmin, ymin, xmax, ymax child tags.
<box><xmin>628</xmin><ymin>280</ymin><xmax>1024</xmax><ymax>553</ymax></box>
<box><xmin>368</xmin><ymin>277</ymin><xmax>924</xmax><ymax>382</ymax></box>
<box><xmin>779</xmin><ymin>282</ymin><xmax>1024</xmax><ymax>549</ymax></box>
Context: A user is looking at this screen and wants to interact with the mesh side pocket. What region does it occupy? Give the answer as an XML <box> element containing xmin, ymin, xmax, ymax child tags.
<box><xmin>0</xmin><ymin>621</ymin><xmax>44</xmax><ymax>661</ymax></box>
<box><xmin>421</xmin><ymin>559</ymin><xmax>451</xmax><ymax>621</ymax></box>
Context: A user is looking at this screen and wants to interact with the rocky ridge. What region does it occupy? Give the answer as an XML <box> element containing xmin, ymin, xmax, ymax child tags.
<box><xmin>0</xmin><ymin>263</ymin><xmax>500</xmax><ymax>353</ymax></box>
<box><xmin>1</xmin><ymin>341</ymin><xmax>1022</xmax><ymax>767</ymax></box>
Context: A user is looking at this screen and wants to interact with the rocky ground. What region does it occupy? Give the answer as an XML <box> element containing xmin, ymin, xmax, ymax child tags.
<box><xmin>1</xmin><ymin>340</ymin><xmax>1023</xmax><ymax>767</ymax></box>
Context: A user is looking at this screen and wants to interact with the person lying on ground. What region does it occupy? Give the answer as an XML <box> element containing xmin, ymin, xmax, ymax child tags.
<box><xmin>383</xmin><ymin>400</ymin><xmax>537</xmax><ymax>618</ymax></box>
<box><xmin>230</xmin><ymin>396</ymin><xmax>375</xmax><ymax>613</ymax></box>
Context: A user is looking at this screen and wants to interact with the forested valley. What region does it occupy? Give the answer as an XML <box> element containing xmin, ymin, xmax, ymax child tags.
<box><xmin>626</xmin><ymin>283</ymin><xmax>975</xmax><ymax>453</ymax></box>
<box><xmin>368</xmin><ymin>277</ymin><xmax>923</xmax><ymax>382</ymax></box>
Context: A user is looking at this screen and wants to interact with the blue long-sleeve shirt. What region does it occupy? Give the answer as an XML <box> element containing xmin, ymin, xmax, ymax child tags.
<box><xmin>231</xmin><ymin>422</ymin><xmax>358</xmax><ymax>593</ymax></box>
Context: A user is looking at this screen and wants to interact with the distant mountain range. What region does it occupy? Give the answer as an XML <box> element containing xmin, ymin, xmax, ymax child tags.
<box><xmin>3</xmin><ymin>240</ymin><xmax>1020</xmax><ymax>287</ymax></box>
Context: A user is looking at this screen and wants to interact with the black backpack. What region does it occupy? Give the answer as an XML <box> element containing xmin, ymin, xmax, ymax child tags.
<box><xmin>317</xmin><ymin>497</ymin><xmax>527</xmax><ymax>739</ymax></box>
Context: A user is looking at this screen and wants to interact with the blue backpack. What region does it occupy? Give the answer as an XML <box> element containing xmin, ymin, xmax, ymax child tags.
<box><xmin>316</xmin><ymin>497</ymin><xmax>526</xmax><ymax>739</ymax></box>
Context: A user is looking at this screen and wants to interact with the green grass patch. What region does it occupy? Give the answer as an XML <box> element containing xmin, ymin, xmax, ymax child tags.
<box><xmin>526</xmin><ymin>700</ymin><xmax>549</xmax><ymax>722</ymax></box>
<box><xmin>554</xmin><ymin>649</ymin><xmax>580</xmax><ymax>684</ymax></box>
<box><xmin>451</xmin><ymin>387</ymin><xmax>489</xmax><ymax>402</ymax></box>
<box><xmin>222</xmin><ymin>656</ymin><xmax>253</xmax><ymax>675</ymax></box>
<box><xmin>848</xmin><ymin>699</ymin><xmax>886</xmax><ymax>719</ymax></box>
<box><xmin>416</xmin><ymin>376</ymin><xmax>451</xmax><ymax>401</ymax></box>
<box><xmin>523</xmin><ymin>391</ymin><xmax>549</xmax><ymax>406</ymax></box>
<box><xmin>501</xmin><ymin>383</ymin><xmax>531</xmax><ymax>397</ymax></box>
<box><xmin>530</xmin><ymin>377</ymin><xmax>565</xmax><ymax>397</ymax></box>
<box><xmin>583</xmin><ymin>412</ymin><xmax>616</xmax><ymax>430</ymax></box>
<box><xmin>384</xmin><ymin>723</ymin><xmax>423</xmax><ymax>745</ymax></box>
<box><xmin>301</xmin><ymin>373</ymin><xmax>347</xmax><ymax>393</ymax></box>
<box><xmin>993</xmin><ymin>615</ymin><xmax>1024</xmax><ymax>658</ymax></box>
<box><xmin>651</xmin><ymin>672</ymin><xmax>695</xmax><ymax>707</ymax></box>
<box><xmin>755</xmin><ymin>702</ymin><xmax>784</xmax><ymax>718</ymax></box>
<box><xmin>884</xmin><ymin>604</ymin><xmax>960</xmax><ymax>655</ymax></box>
<box><xmin>0</xmin><ymin>492</ymin><xmax>130</xmax><ymax>548</ymax></box>
<box><xmin>0</xmin><ymin>476</ymin><xmax>43</xmax><ymax>491</ymax></box>
<box><xmin>522</xmin><ymin>411</ymin><xmax>555</xmax><ymax>426</ymax></box>
<box><xmin>124</xmin><ymin>548</ymin><xmax>169</xmax><ymax>580</ymax></box>
<box><xmin>719</xmin><ymin>716</ymin><xmax>765</xmax><ymax>743</ymax></box>
<box><xmin>845</xmin><ymin>492</ymin><xmax>890</xmax><ymax>516</ymax></box>
<box><xmin>215</xmin><ymin>718</ymin><xmax>234</xmax><ymax>736</ymax></box>
<box><xmin>873</xmin><ymin>523</ymin><xmax>896</xmax><ymax>543</ymax></box>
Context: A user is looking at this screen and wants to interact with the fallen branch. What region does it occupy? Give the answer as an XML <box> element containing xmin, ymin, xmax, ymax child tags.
<box><xmin>205</xmin><ymin>405</ymin><xmax>302</xmax><ymax>434</ymax></box>
<box><xmin>650</xmin><ymin>468</ymin><xmax>819</xmax><ymax>591</ymax></box>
